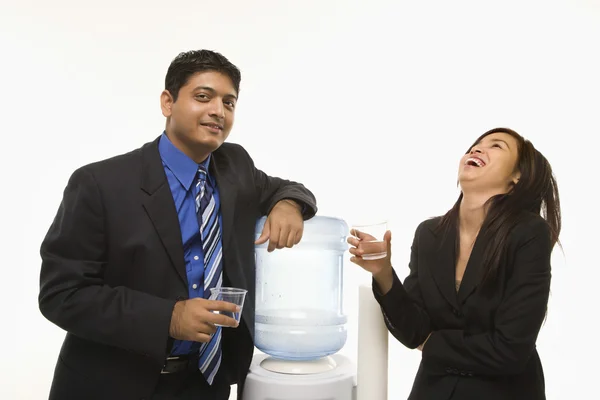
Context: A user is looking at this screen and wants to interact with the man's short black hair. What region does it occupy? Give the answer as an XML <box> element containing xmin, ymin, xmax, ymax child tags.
<box><xmin>165</xmin><ymin>49</ymin><xmax>241</xmax><ymax>101</ymax></box>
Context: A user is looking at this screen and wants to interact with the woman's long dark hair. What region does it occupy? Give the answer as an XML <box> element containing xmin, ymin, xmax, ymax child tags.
<box><xmin>437</xmin><ymin>127</ymin><xmax>561</xmax><ymax>288</ymax></box>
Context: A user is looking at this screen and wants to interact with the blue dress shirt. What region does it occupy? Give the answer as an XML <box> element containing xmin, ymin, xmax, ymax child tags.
<box><xmin>158</xmin><ymin>132</ymin><xmax>223</xmax><ymax>356</ymax></box>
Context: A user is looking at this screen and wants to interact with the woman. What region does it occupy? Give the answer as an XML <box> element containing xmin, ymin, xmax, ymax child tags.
<box><xmin>348</xmin><ymin>127</ymin><xmax>561</xmax><ymax>400</ymax></box>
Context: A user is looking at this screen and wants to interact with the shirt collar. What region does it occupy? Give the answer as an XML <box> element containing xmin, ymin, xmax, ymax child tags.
<box><xmin>158</xmin><ymin>131</ymin><xmax>212</xmax><ymax>191</ymax></box>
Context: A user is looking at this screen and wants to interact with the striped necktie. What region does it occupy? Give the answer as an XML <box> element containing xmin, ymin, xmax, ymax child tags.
<box><xmin>195</xmin><ymin>165</ymin><xmax>223</xmax><ymax>385</ymax></box>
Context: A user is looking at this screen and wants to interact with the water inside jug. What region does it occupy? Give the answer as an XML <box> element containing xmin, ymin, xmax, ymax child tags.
<box><xmin>254</xmin><ymin>215</ymin><xmax>349</xmax><ymax>361</ymax></box>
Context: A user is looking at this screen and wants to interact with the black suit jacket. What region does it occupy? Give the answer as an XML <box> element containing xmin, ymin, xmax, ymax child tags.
<box><xmin>373</xmin><ymin>212</ymin><xmax>552</xmax><ymax>400</ymax></box>
<box><xmin>38</xmin><ymin>136</ymin><xmax>317</xmax><ymax>400</ymax></box>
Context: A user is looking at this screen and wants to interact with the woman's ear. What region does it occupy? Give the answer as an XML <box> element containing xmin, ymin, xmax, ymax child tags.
<box><xmin>511</xmin><ymin>171</ymin><xmax>521</xmax><ymax>185</ymax></box>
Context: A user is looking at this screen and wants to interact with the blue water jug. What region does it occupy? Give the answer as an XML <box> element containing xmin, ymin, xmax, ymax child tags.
<box><xmin>254</xmin><ymin>215</ymin><xmax>349</xmax><ymax>361</ymax></box>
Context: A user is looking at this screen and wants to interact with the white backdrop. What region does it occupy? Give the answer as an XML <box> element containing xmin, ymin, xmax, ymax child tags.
<box><xmin>1</xmin><ymin>0</ymin><xmax>598</xmax><ymax>399</ymax></box>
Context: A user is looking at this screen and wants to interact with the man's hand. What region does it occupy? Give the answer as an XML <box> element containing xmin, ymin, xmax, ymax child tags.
<box><xmin>169</xmin><ymin>298</ymin><xmax>240</xmax><ymax>343</ymax></box>
<box><xmin>417</xmin><ymin>332</ymin><xmax>432</xmax><ymax>351</ymax></box>
<box><xmin>255</xmin><ymin>199</ymin><xmax>304</xmax><ymax>252</ymax></box>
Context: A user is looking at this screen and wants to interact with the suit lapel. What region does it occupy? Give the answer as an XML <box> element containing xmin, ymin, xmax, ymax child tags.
<box><xmin>210</xmin><ymin>151</ymin><xmax>242</xmax><ymax>288</ymax></box>
<box><xmin>428</xmin><ymin>220</ymin><xmax>489</xmax><ymax>308</ymax></box>
<box><xmin>140</xmin><ymin>138</ymin><xmax>187</xmax><ymax>287</ymax></box>
<box><xmin>429</xmin><ymin>223</ymin><xmax>460</xmax><ymax>310</ymax></box>
<box><xmin>457</xmin><ymin>230</ymin><xmax>487</xmax><ymax>304</ymax></box>
<box><xmin>210</xmin><ymin>152</ymin><xmax>237</xmax><ymax>252</ymax></box>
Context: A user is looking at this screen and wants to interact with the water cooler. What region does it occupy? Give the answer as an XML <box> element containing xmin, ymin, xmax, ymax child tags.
<box><xmin>243</xmin><ymin>216</ymin><xmax>389</xmax><ymax>400</ymax></box>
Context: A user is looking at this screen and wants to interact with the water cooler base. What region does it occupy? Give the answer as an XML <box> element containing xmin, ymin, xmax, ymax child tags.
<box><xmin>243</xmin><ymin>353</ymin><xmax>356</xmax><ymax>400</ymax></box>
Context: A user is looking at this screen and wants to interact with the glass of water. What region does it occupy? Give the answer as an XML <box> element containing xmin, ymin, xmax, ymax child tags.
<box><xmin>350</xmin><ymin>221</ymin><xmax>388</xmax><ymax>260</ymax></box>
<box><xmin>209</xmin><ymin>287</ymin><xmax>247</xmax><ymax>326</ymax></box>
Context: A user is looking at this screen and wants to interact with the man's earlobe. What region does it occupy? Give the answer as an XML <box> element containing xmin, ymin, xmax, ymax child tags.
<box><xmin>160</xmin><ymin>90</ymin><xmax>173</xmax><ymax>117</ymax></box>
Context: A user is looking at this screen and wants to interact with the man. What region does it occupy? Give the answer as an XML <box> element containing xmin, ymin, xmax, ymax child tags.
<box><xmin>39</xmin><ymin>49</ymin><xmax>317</xmax><ymax>400</ymax></box>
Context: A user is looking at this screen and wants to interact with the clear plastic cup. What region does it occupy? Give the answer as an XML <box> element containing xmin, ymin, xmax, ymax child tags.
<box><xmin>350</xmin><ymin>221</ymin><xmax>388</xmax><ymax>260</ymax></box>
<box><xmin>209</xmin><ymin>287</ymin><xmax>248</xmax><ymax>326</ymax></box>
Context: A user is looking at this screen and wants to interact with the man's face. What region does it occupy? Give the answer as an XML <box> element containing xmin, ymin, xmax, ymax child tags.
<box><xmin>161</xmin><ymin>71</ymin><xmax>237</xmax><ymax>162</ymax></box>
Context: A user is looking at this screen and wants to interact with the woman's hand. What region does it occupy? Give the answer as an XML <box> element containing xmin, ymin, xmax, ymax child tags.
<box><xmin>347</xmin><ymin>229</ymin><xmax>394</xmax><ymax>294</ymax></box>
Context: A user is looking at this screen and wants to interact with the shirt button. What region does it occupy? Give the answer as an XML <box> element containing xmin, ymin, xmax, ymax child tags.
<box><xmin>194</xmin><ymin>256</ymin><xmax>199</xmax><ymax>260</ymax></box>
<box><xmin>192</xmin><ymin>284</ymin><xmax>198</xmax><ymax>289</ymax></box>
